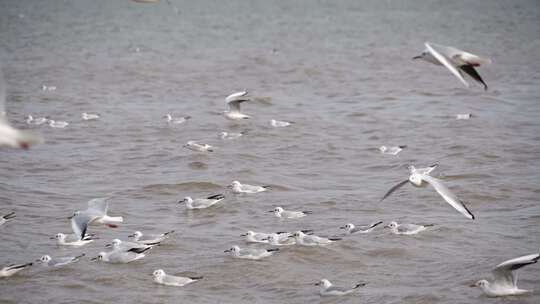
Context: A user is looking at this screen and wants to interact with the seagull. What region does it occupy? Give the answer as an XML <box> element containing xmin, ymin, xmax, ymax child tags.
<box><xmin>69</xmin><ymin>197</ymin><xmax>123</xmax><ymax>229</ymax></box>
<box><xmin>456</xmin><ymin>113</ymin><xmax>473</xmax><ymax>120</ymax></box>
<box><xmin>263</xmin><ymin>233</ymin><xmax>296</xmax><ymax>246</ymax></box>
<box><xmin>219</xmin><ymin>131</ymin><xmax>244</xmax><ymax>140</ymax></box>
<box><xmin>184</xmin><ymin>141</ymin><xmax>214</xmax><ymax>152</ymax></box>
<box><xmin>224</xmin><ymin>245</ymin><xmax>279</xmax><ymax>260</ymax></box>
<box><xmin>380</xmin><ymin>164</ymin><xmax>475</xmax><ymax>220</ymax></box>
<box><xmin>385</xmin><ymin>221</ymin><xmax>434</xmax><ymax>235</ymax></box>
<box><xmin>316</xmin><ymin>279</ymin><xmax>366</xmax><ymax>296</ymax></box>
<box><xmin>379</xmin><ymin>145</ymin><xmax>406</xmax><ymax>155</ymax></box>
<box><xmin>0</xmin><ymin>68</ymin><xmax>43</xmax><ymax>149</ymax></box>
<box><xmin>92</xmin><ymin>247</ymin><xmax>150</xmax><ymax>263</ymax></box>
<box><xmin>223</xmin><ymin>91</ymin><xmax>251</xmax><ymax>120</ymax></box>
<box><xmin>52</xmin><ymin>213</ymin><xmax>96</xmax><ymax>246</ymax></box>
<box><xmin>270</xmin><ymin>119</ymin><xmax>293</xmax><ymax>127</ymax></box>
<box><xmin>471</xmin><ymin>251</ymin><xmax>540</xmax><ymax>297</ymax></box>
<box><xmin>48</xmin><ymin>120</ymin><xmax>69</xmax><ymax>128</ymax></box>
<box><xmin>26</xmin><ymin>115</ymin><xmax>48</xmax><ymax>125</ymax></box>
<box><xmin>241</xmin><ymin>231</ymin><xmax>272</xmax><ymax>243</ymax></box>
<box><xmin>340</xmin><ymin>221</ymin><xmax>383</xmax><ymax>234</ymax></box>
<box><xmin>0</xmin><ymin>211</ymin><xmax>16</xmax><ymax>226</ymax></box>
<box><xmin>228</xmin><ymin>181</ymin><xmax>269</xmax><ymax>194</ymax></box>
<box><xmin>414</xmin><ymin>42</ymin><xmax>490</xmax><ymax>90</ymax></box>
<box><xmin>128</xmin><ymin>230</ymin><xmax>174</xmax><ymax>245</ymax></box>
<box><xmin>178</xmin><ymin>194</ymin><xmax>225</xmax><ymax>209</ymax></box>
<box><xmin>153</xmin><ymin>269</ymin><xmax>202</xmax><ymax>287</ymax></box>
<box><xmin>270</xmin><ymin>207</ymin><xmax>312</xmax><ymax>219</ymax></box>
<box><xmin>290</xmin><ymin>231</ymin><xmax>341</xmax><ymax>246</ymax></box>
<box><xmin>105</xmin><ymin>239</ymin><xmax>154</xmax><ymax>253</ymax></box>
<box><xmin>164</xmin><ymin>114</ymin><xmax>191</xmax><ymax>124</ymax></box>
<box><xmin>36</xmin><ymin>254</ymin><xmax>85</xmax><ymax>267</ymax></box>
<box><xmin>81</xmin><ymin>113</ymin><xmax>100</xmax><ymax>121</ymax></box>
<box><xmin>0</xmin><ymin>262</ymin><xmax>33</xmax><ymax>278</ymax></box>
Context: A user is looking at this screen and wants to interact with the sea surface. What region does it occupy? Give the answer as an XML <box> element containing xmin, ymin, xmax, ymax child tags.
<box><xmin>1</xmin><ymin>1</ymin><xmax>539</xmax><ymax>303</ymax></box>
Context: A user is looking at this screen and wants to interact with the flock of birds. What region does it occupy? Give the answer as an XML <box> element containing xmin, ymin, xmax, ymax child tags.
<box><xmin>0</xmin><ymin>41</ymin><xmax>538</xmax><ymax>300</ymax></box>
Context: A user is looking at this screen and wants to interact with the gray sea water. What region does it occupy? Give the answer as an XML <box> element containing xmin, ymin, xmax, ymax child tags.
<box><xmin>1</xmin><ymin>0</ymin><xmax>539</xmax><ymax>303</ymax></box>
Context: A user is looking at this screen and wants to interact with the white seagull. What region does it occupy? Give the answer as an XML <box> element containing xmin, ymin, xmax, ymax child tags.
<box><xmin>471</xmin><ymin>251</ymin><xmax>539</xmax><ymax>297</ymax></box>
<box><xmin>270</xmin><ymin>207</ymin><xmax>312</xmax><ymax>219</ymax></box>
<box><xmin>69</xmin><ymin>197</ymin><xmax>123</xmax><ymax>229</ymax></box>
<box><xmin>48</xmin><ymin>120</ymin><xmax>69</xmax><ymax>128</ymax></box>
<box><xmin>0</xmin><ymin>262</ymin><xmax>33</xmax><ymax>278</ymax></box>
<box><xmin>92</xmin><ymin>248</ymin><xmax>150</xmax><ymax>264</ymax></box>
<box><xmin>263</xmin><ymin>233</ymin><xmax>296</xmax><ymax>246</ymax></box>
<box><xmin>219</xmin><ymin>131</ymin><xmax>244</xmax><ymax>140</ymax></box>
<box><xmin>316</xmin><ymin>279</ymin><xmax>366</xmax><ymax>296</ymax></box>
<box><xmin>105</xmin><ymin>239</ymin><xmax>154</xmax><ymax>253</ymax></box>
<box><xmin>380</xmin><ymin>164</ymin><xmax>475</xmax><ymax>220</ymax></box>
<box><xmin>164</xmin><ymin>114</ymin><xmax>190</xmax><ymax>124</ymax></box>
<box><xmin>178</xmin><ymin>194</ymin><xmax>225</xmax><ymax>209</ymax></box>
<box><xmin>340</xmin><ymin>221</ymin><xmax>383</xmax><ymax>234</ymax></box>
<box><xmin>224</xmin><ymin>245</ymin><xmax>279</xmax><ymax>260</ymax></box>
<box><xmin>290</xmin><ymin>231</ymin><xmax>341</xmax><ymax>246</ymax></box>
<box><xmin>270</xmin><ymin>119</ymin><xmax>293</xmax><ymax>127</ymax></box>
<box><xmin>385</xmin><ymin>221</ymin><xmax>434</xmax><ymax>235</ymax></box>
<box><xmin>153</xmin><ymin>269</ymin><xmax>202</xmax><ymax>287</ymax></box>
<box><xmin>456</xmin><ymin>113</ymin><xmax>473</xmax><ymax>120</ymax></box>
<box><xmin>228</xmin><ymin>181</ymin><xmax>269</xmax><ymax>194</ymax></box>
<box><xmin>129</xmin><ymin>230</ymin><xmax>174</xmax><ymax>245</ymax></box>
<box><xmin>0</xmin><ymin>68</ymin><xmax>42</xmax><ymax>149</ymax></box>
<box><xmin>36</xmin><ymin>254</ymin><xmax>84</xmax><ymax>267</ymax></box>
<box><xmin>81</xmin><ymin>113</ymin><xmax>100</xmax><ymax>121</ymax></box>
<box><xmin>0</xmin><ymin>211</ymin><xmax>16</xmax><ymax>226</ymax></box>
<box><xmin>26</xmin><ymin>115</ymin><xmax>48</xmax><ymax>125</ymax></box>
<box><xmin>223</xmin><ymin>91</ymin><xmax>251</xmax><ymax>120</ymax></box>
<box><xmin>379</xmin><ymin>145</ymin><xmax>406</xmax><ymax>155</ymax></box>
<box><xmin>184</xmin><ymin>141</ymin><xmax>214</xmax><ymax>152</ymax></box>
<box><xmin>52</xmin><ymin>213</ymin><xmax>96</xmax><ymax>246</ymax></box>
<box><xmin>414</xmin><ymin>42</ymin><xmax>490</xmax><ymax>90</ymax></box>
<box><xmin>241</xmin><ymin>231</ymin><xmax>272</xmax><ymax>243</ymax></box>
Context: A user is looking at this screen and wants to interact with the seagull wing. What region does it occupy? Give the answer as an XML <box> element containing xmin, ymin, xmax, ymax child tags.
<box><xmin>71</xmin><ymin>215</ymin><xmax>89</xmax><ymax>240</ymax></box>
<box><xmin>492</xmin><ymin>253</ymin><xmax>540</xmax><ymax>288</ymax></box>
<box><xmin>225</xmin><ymin>91</ymin><xmax>248</xmax><ymax>103</ymax></box>
<box><xmin>425</xmin><ymin>42</ymin><xmax>469</xmax><ymax>88</ymax></box>
<box><xmin>87</xmin><ymin>197</ymin><xmax>109</xmax><ymax>215</ymax></box>
<box><xmin>420</xmin><ymin>174</ymin><xmax>475</xmax><ymax>219</ymax></box>
<box><xmin>459</xmin><ymin>64</ymin><xmax>488</xmax><ymax>90</ymax></box>
<box><xmin>380</xmin><ymin>180</ymin><xmax>409</xmax><ymax>202</ymax></box>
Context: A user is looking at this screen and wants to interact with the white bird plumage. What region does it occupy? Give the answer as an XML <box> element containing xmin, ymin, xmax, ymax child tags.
<box><xmin>153</xmin><ymin>269</ymin><xmax>202</xmax><ymax>287</ymax></box>
<box><xmin>224</xmin><ymin>91</ymin><xmax>251</xmax><ymax>120</ymax></box>
<box><xmin>315</xmin><ymin>279</ymin><xmax>366</xmax><ymax>296</ymax></box>
<box><xmin>224</xmin><ymin>245</ymin><xmax>279</xmax><ymax>260</ymax></box>
<box><xmin>229</xmin><ymin>181</ymin><xmax>269</xmax><ymax>194</ymax></box>
<box><xmin>270</xmin><ymin>206</ymin><xmax>311</xmax><ymax>219</ymax></box>
<box><xmin>178</xmin><ymin>194</ymin><xmax>225</xmax><ymax>209</ymax></box>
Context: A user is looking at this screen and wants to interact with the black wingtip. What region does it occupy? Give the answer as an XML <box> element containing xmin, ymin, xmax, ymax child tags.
<box><xmin>354</xmin><ymin>283</ymin><xmax>367</xmax><ymax>289</ymax></box>
<box><xmin>328</xmin><ymin>237</ymin><xmax>342</xmax><ymax>241</ymax></box>
<box><xmin>190</xmin><ymin>276</ymin><xmax>203</xmax><ymax>280</ymax></box>
<box><xmin>267</xmin><ymin>248</ymin><xmax>280</xmax><ymax>252</ymax></box>
<box><xmin>3</xmin><ymin>212</ymin><xmax>16</xmax><ymax>219</ymax></box>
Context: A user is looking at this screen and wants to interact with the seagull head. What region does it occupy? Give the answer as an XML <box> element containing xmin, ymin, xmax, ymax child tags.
<box><xmin>153</xmin><ymin>269</ymin><xmax>166</xmax><ymax>279</ymax></box>
<box><xmin>340</xmin><ymin>223</ymin><xmax>354</xmax><ymax>231</ymax></box>
<box><xmin>91</xmin><ymin>252</ymin><xmax>106</xmax><ymax>261</ymax></box>
<box><xmin>385</xmin><ymin>221</ymin><xmax>398</xmax><ymax>229</ymax></box>
<box><xmin>128</xmin><ymin>231</ymin><xmax>143</xmax><ymax>239</ymax></box>
<box><xmin>68</xmin><ymin>211</ymin><xmax>80</xmax><ymax>219</ymax></box>
<box><xmin>51</xmin><ymin>233</ymin><xmax>65</xmax><ymax>241</ymax></box>
<box><xmin>224</xmin><ymin>246</ymin><xmax>240</xmax><ymax>254</ymax></box>
<box><xmin>240</xmin><ymin>231</ymin><xmax>254</xmax><ymax>237</ymax></box>
<box><xmin>412</xmin><ymin>50</ymin><xmax>428</xmax><ymax>60</ymax></box>
<box><xmin>37</xmin><ymin>255</ymin><xmax>51</xmax><ymax>263</ymax></box>
<box><xmin>178</xmin><ymin>197</ymin><xmax>192</xmax><ymax>204</ymax></box>
<box><xmin>315</xmin><ymin>279</ymin><xmax>332</xmax><ymax>288</ymax></box>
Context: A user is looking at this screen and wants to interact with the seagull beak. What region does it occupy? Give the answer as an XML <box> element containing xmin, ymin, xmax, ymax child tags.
<box><xmin>178</xmin><ymin>199</ymin><xmax>186</xmax><ymax>204</ymax></box>
<box><xmin>261</xmin><ymin>237</ymin><xmax>269</xmax><ymax>241</ymax></box>
<box><xmin>412</xmin><ymin>55</ymin><xmax>422</xmax><ymax>60</ymax></box>
<box><xmin>49</xmin><ymin>237</ymin><xmax>55</xmax><ymax>240</ymax></box>
<box><xmin>314</xmin><ymin>282</ymin><xmax>321</xmax><ymax>286</ymax></box>
<box><xmin>226</xmin><ymin>185</ymin><xmax>233</xmax><ymax>189</ymax></box>
<box><xmin>105</xmin><ymin>244</ymin><xmax>112</xmax><ymax>248</ymax></box>
<box><xmin>469</xmin><ymin>284</ymin><xmax>476</xmax><ymax>288</ymax></box>
<box><xmin>90</xmin><ymin>257</ymin><xmax>98</xmax><ymax>261</ymax></box>
<box><xmin>339</xmin><ymin>226</ymin><xmax>346</xmax><ymax>229</ymax></box>
<box><xmin>267</xmin><ymin>210</ymin><xmax>274</xmax><ymax>213</ymax></box>
<box><xmin>384</xmin><ymin>225</ymin><xmax>390</xmax><ymax>229</ymax></box>
<box><xmin>128</xmin><ymin>234</ymin><xmax>135</xmax><ymax>238</ymax></box>
<box><xmin>67</xmin><ymin>215</ymin><xmax>74</xmax><ymax>219</ymax></box>
<box><xmin>224</xmin><ymin>249</ymin><xmax>231</xmax><ymax>253</ymax></box>
<box><xmin>240</xmin><ymin>233</ymin><xmax>247</xmax><ymax>237</ymax></box>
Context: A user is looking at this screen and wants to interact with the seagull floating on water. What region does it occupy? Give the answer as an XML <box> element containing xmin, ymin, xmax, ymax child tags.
<box><xmin>385</xmin><ymin>221</ymin><xmax>434</xmax><ymax>235</ymax></box>
<box><xmin>471</xmin><ymin>251</ymin><xmax>539</xmax><ymax>297</ymax></box>
<box><xmin>105</xmin><ymin>239</ymin><xmax>154</xmax><ymax>253</ymax></box>
<box><xmin>153</xmin><ymin>269</ymin><xmax>202</xmax><ymax>287</ymax></box>
<box><xmin>270</xmin><ymin>207</ymin><xmax>312</xmax><ymax>219</ymax></box>
<box><xmin>380</xmin><ymin>164</ymin><xmax>475</xmax><ymax>220</ymax></box>
<box><xmin>379</xmin><ymin>145</ymin><xmax>406</xmax><ymax>155</ymax></box>
<box><xmin>0</xmin><ymin>262</ymin><xmax>33</xmax><ymax>278</ymax></box>
<box><xmin>456</xmin><ymin>113</ymin><xmax>473</xmax><ymax>120</ymax></box>
<box><xmin>224</xmin><ymin>245</ymin><xmax>279</xmax><ymax>260</ymax></box>
<box><xmin>81</xmin><ymin>113</ymin><xmax>100</xmax><ymax>121</ymax></box>
<box><xmin>37</xmin><ymin>254</ymin><xmax>84</xmax><ymax>267</ymax></box>
<box><xmin>340</xmin><ymin>221</ymin><xmax>383</xmax><ymax>234</ymax></box>
<box><xmin>52</xmin><ymin>212</ymin><xmax>96</xmax><ymax>246</ymax></box>
<box><xmin>219</xmin><ymin>131</ymin><xmax>244</xmax><ymax>140</ymax></box>
<box><xmin>26</xmin><ymin>115</ymin><xmax>48</xmax><ymax>125</ymax></box>
<box><xmin>316</xmin><ymin>279</ymin><xmax>366</xmax><ymax>296</ymax></box>
<box><xmin>178</xmin><ymin>194</ymin><xmax>225</xmax><ymax>209</ymax></box>
<box><xmin>263</xmin><ymin>233</ymin><xmax>297</xmax><ymax>246</ymax></box>
<box><xmin>414</xmin><ymin>42</ymin><xmax>490</xmax><ymax>90</ymax></box>
<box><xmin>129</xmin><ymin>230</ymin><xmax>174</xmax><ymax>245</ymax></box>
<box><xmin>290</xmin><ymin>231</ymin><xmax>341</xmax><ymax>246</ymax></box>
<box><xmin>48</xmin><ymin>120</ymin><xmax>69</xmax><ymax>128</ymax></box>
<box><xmin>92</xmin><ymin>247</ymin><xmax>150</xmax><ymax>263</ymax></box>
<box><xmin>184</xmin><ymin>141</ymin><xmax>214</xmax><ymax>152</ymax></box>
<box><xmin>0</xmin><ymin>211</ymin><xmax>16</xmax><ymax>226</ymax></box>
<box><xmin>270</xmin><ymin>119</ymin><xmax>293</xmax><ymax>127</ymax></box>
<box><xmin>228</xmin><ymin>181</ymin><xmax>269</xmax><ymax>194</ymax></box>
<box><xmin>164</xmin><ymin>114</ymin><xmax>190</xmax><ymax>124</ymax></box>
<box><xmin>223</xmin><ymin>91</ymin><xmax>251</xmax><ymax>120</ymax></box>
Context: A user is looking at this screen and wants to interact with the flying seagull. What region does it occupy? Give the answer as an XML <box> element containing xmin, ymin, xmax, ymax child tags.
<box><xmin>380</xmin><ymin>164</ymin><xmax>475</xmax><ymax>220</ymax></box>
<box><xmin>414</xmin><ymin>42</ymin><xmax>490</xmax><ymax>90</ymax></box>
<box><xmin>223</xmin><ymin>91</ymin><xmax>251</xmax><ymax>120</ymax></box>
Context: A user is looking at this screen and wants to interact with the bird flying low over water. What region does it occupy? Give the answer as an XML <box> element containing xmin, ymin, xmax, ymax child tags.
<box><xmin>380</xmin><ymin>164</ymin><xmax>475</xmax><ymax>220</ymax></box>
<box><xmin>414</xmin><ymin>42</ymin><xmax>490</xmax><ymax>90</ymax></box>
<box><xmin>223</xmin><ymin>91</ymin><xmax>251</xmax><ymax>120</ymax></box>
